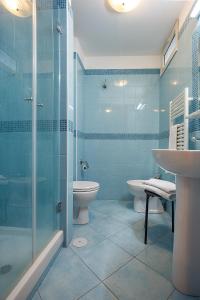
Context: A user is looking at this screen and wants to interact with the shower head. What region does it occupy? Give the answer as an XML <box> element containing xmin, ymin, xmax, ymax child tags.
<box><xmin>102</xmin><ymin>79</ymin><xmax>107</xmax><ymax>89</ymax></box>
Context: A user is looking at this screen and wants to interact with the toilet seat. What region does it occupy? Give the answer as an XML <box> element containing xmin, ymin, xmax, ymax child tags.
<box><xmin>73</xmin><ymin>181</ymin><xmax>100</xmax><ymax>192</ymax></box>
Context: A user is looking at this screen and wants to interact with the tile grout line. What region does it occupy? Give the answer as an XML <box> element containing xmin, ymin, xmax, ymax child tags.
<box><xmin>134</xmin><ymin>256</ymin><xmax>173</xmax><ymax>287</ymax></box>
<box><xmin>35</xmin><ymin>201</ymin><xmax>174</xmax><ymax>300</ymax></box>
<box><xmin>70</xmin><ymin>242</ymin><xmax>135</xmax><ymax>297</ymax></box>
<box><xmin>166</xmin><ymin>288</ymin><xmax>175</xmax><ymax>300</ymax></box>
<box><xmin>70</xmin><ymin>238</ymin><xmax>134</xmax><ymax>282</ymax></box>
<box><xmin>102</xmin><ymin>256</ymin><xmax>135</xmax><ymax>282</ymax></box>
<box><xmin>76</xmin><ymin>281</ymin><xmax>121</xmax><ymax>300</ymax></box>
<box><xmin>101</xmin><ymin>281</ymin><xmax>121</xmax><ymax>300</ymax></box>
<box><xmin>38</xmin><ymin>290</ymin><xmax>42</xmax><ymax>300</ymax></box>
<box><xmin>69</xmin><ymin>246</ymin><xmax>104</xmax><ymax>282</ymax></box>
<box><xmin>75</xmin><ymin>282</ymin><xmax>102</xmax><ymax>300</ymax></box>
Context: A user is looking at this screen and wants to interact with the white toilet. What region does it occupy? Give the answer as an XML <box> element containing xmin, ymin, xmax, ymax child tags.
<box><xmin>127</xmin><ymin>180</ymin><xmax>164</xmax><ymax>214</ymax></box>
<box><xmin>73</xmin><ymin>181</ymin><xmax>100</xmax><ymax>224</ymax></box>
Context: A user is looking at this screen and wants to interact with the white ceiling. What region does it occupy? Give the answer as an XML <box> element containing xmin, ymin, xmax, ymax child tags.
<box><xmin>72</xmin><ymin>0</ymin><xmax>188</xmax><ymax>56</ymax></box>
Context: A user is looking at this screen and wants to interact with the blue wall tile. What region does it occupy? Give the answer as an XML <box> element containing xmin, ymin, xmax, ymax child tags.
<box><xmin>74</xmin><ymin>55</ymin><xmax>160</xmax><ymax>200</ymax></box>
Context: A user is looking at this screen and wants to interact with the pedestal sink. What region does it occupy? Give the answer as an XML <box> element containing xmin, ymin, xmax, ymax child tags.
<box><xmin>152</xmin><ymin>149</ymin><xmax>200</xmax><ymax>296</ymax></box>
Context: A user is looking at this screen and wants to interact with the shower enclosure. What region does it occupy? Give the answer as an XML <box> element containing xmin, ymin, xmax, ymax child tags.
<box><xmin>0</xmin><ymin>0</ymin><xmax>72</xmax><ymax>298</ymax></box>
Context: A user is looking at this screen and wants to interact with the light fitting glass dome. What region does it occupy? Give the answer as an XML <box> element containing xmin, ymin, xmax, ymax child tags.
<box><xmin>108</xmin><ymin>0</ymin><xmax>141</xmax><ymax>13</ymax></box>
<box><xmin>0</xmin><ymin>0</ymin><xmax>32</xmax><ymax>17</ymax></box>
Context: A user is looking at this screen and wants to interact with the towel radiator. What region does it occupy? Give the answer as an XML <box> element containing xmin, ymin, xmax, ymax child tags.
<box><xmin>169</xmin><ymin>88</ymin><xmax>189</xmax><ymax>150</ymax></box>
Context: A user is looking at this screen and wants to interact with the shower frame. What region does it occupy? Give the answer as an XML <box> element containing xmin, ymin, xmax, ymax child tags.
<box><xmin>1</xmin><ymin>0</ymin><xmax>73</xmax><ymax>299</ymax></box>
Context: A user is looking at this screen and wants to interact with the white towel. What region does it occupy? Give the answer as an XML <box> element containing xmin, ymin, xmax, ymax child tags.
<box><xmin>169</xmin><ymin>125</ymin><xmax>178</xmax><ymax>149</ymax></box>
<box><xmin>142</xmin><ymin>184</ymin><xmax>176</xmax><ymax>201</ymax></box>
<box><xmin>143</xmin><ymin>178</ymin><xmax>176</xmax><ymax>194</ymax></box>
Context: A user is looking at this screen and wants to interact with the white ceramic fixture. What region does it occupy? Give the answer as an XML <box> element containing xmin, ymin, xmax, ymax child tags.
<box><xmin>127</xmin><ymin>180</ymin><xmax>164</xmax><ymax>213</ymax></box>
<box><xmin>73</xmin><ymin>181</ymin><xmax>100</xmax><ymax>224</ymax></box>
<box><xmin>152</xmin><ymin>149</ymin><xmax>200</xmax><ymax>296</ymax></box>
<box><xmin>108</xmin><ymin>0</ymin><xmax>140</xmax><ymax>13</ymax></box>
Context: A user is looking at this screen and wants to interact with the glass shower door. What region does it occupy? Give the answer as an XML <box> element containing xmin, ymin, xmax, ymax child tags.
<box><xmin>35</xmin><ymin>1</ymin><xmax>60</xmax><ymax>254</ymax></box>
<box><xmin>0</xmin><ymin>4</ymin><xmax>33</xmax><ymax>299</ymax></box>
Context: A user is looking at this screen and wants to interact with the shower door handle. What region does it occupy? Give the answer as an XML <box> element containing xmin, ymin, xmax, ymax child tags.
<box><xmin>24</xmin><ymin>97</ymin><xmax>43</xmax><ymax>108</ymax></box>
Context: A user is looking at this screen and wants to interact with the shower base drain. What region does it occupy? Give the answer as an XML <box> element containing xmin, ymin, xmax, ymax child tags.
<box><xmin>0</xmin><ymin>265</ymin><xmax>12</xmax><ymax>275</ymax></box>
<box><xmin>72</xmin><ymin>237</ymin><xmax>88</xmax><ymax>248</ymax></box>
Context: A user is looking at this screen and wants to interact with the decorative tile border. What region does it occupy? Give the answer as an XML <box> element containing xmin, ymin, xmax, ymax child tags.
<box><xmin>37</xmin><ymin>0</ymin><xmax>66</xmax><ymax>9</ymax></box>
<box><xmin>84</xmin><ymin>69</ymin><xmax>160</xmax><ymax>76</ymax></box>
<box><xmin>0</xmin><ymin>119</ymin><xmax>73</xmax><ymax>133</ymax></box>
<box><xmin>191</xmin><ymin>25</ymin><xmax>200</xmax><ymax>133</ymax></box>
<box><xmin>83</xmin><ymin>133</ymin><xmax>160</xmax><ymax>140</ymax></box>
<box><xmin>74</xmin><ymin>130</ymin><xmax>159</xmax><ymax>140</ymax></box>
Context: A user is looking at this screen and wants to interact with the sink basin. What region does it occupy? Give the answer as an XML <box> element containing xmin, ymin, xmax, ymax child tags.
<box><xmin>152</xmin><ymin>149</ymin><xmax>200</xmax><ymax>178</ymax></box>
<box><xmin>152</xmin><ymin>149</ymin><xmax>200</xmax><ymax>296</ymax></box>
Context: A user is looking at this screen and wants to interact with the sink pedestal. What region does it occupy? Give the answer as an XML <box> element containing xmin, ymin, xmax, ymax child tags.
<box><xmin>173</xmin><ymin>175</ymin><xmax>200</xmax><ymax>296</ymax></box>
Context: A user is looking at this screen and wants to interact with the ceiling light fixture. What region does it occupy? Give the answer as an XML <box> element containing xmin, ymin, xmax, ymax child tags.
<box><xmin>108</xmin><ymin>0</ymin><xmax>140</xmax><ymax>13</ymax></box>
<box><xmin>1</xmin><ymin>0</ymin><xmax>32</xmax><ymax>17</ymax></box>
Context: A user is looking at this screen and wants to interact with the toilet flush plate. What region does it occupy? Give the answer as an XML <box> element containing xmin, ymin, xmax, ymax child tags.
<box><xmin>72</xmin><ymin>237</ymin><xmax>88</xmax><ymax>248</ymax></box>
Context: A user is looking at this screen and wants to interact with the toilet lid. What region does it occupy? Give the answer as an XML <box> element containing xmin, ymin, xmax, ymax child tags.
<box><xmin>73</xmin><ymin>181</ymin><xmax>100</xmax><ymax>192</ymax></box>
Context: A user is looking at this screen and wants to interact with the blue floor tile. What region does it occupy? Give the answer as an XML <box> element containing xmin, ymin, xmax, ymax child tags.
<box><xmin>137</xmin><ymin>233</ymin><xmax>173</xmax><ymax>281</ymax></box>
<box><xmin>89</xmin><ymin>209</ymin><xmax>108</xmax><ymax>221</ymax></box>
<box><xmin>31</xmin><ymin>201</ymin><xmax>191</xmax><ymax>300</ymax></box>
<box><xmin>70</xmin><ymin>224</ymin><xmax>106</xmax><ymax>257</ymax></box>
<box><xmin>79</xmin><ymin>239</ymin><xmax>132</xmax><ymax>280</ymax></box>
<box><xmin>91</xmin><ymin>200</ymin><xmax>133</xmax><ymax>217</ymax></box>
<box><xmin>111</xmin><ymin>210</ymin><xmax>144</xmax><ymax>226</ymax></box>
<box><xmin>130</xmin><ymin>216</ymin><xmax>171</xmax><ymax>244</ymax></box>
<box><xmin>38</xmin><ymin>248</ymin><xmax>100</xmax><ymax>300</ymax></box>
<box><xmin>104</xmin><ymin>259</ymin><xmax>173</xmax><ymax>300</ymax></box>
<box><xmin>89</xmin><ymin>215</ymin><xmax>127</xmax><ymax>238</ymax></box>
<box><xmin>109</xmin><ymin>226</ymin><xmax>147</xmax><ymax>256</ymax></box>
<box><xmin>169</xmin><ymin>290</ymin><xmax>200</xmax><ymax>300</ymax></box>
<box><xmin>79</xmin><ymin>283</ymin><xmax>118</xmax><ymax>300</ymax></box>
